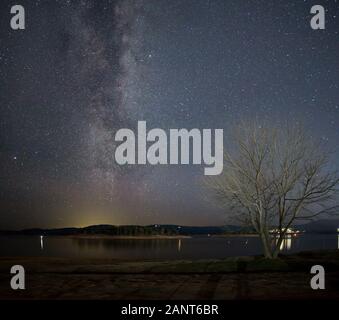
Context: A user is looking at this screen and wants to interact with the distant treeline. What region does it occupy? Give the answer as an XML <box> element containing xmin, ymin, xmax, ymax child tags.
<box><xmin>1</xmin><ymin>219</ymin><xmax>338</xmax><ymax>236</ymax></box>
<box><xmin>82</xmin><ymin>225</ymin><xmax>180</xmax><ymax>236</ymax></box>
<box><xmin>0</xmin><ymin>224</ymin><xmax>255</xmax><ymax>236</ymax></box>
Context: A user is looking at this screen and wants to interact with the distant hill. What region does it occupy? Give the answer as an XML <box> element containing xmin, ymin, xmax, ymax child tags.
<box><xmin>0</xmin><ymin>224</ymin><xmax>252</xmax><ymax>236</ymax></box>
<box><xmin>296</xmin><ymin>219</ymin><xmax>339</xmax><ymax>234</ymax></box>
<box><xmin>0</xmin><ymin>219</ymin><xmax>338</xmax><ymax>236</ymax></box>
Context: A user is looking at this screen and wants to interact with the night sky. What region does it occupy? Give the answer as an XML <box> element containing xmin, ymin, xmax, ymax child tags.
<box><xmin>0</xmin><ymin>0</ymin><xmax>338</xmax><ymax>229</ymax></box>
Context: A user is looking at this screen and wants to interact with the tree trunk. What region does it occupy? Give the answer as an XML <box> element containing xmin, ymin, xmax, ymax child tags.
<box><xmin>260</xmin><ymin>232</ymin><xmax>273</xmax><ymax>259</ymax></box>
<box><xmin>273</xmin><ymin>248</ymin><xmax>280</xmax><ymax>259</ymax></box>
<box><xmin>272</xmin><ymin>234</ymin><xmax>285</xmax><ymax>258</ymax></box>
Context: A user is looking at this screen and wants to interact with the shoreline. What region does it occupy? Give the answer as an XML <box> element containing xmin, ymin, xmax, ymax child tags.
<box><xmin>211</xmin><ymin>233</ymin><xmax>259</xmax><ymax>237</ymax></box>
<box><xmin>66</xmin><ymin>234</ymin><xmax>191</xmax><ymax>240</ymax></box>
<box><xmin>1</xmin><ymin>232</ymin><xmax>337</xmax><ymax>239</ymax></box>
<box><xmin>0</xmin><ymin>234</ymin><xmax>260</xmax><ymax>239</ymax></box>
<box><xmin>64</xmin><ymin>233</ymin><xmax>260</xmax><ymax>239</ymax></box>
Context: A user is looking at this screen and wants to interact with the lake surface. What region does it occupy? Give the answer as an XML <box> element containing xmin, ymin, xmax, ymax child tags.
<box><xmin>0</xmin><ymin>234</ymin><xmax>338</xmax><ymax>260</ymax></box>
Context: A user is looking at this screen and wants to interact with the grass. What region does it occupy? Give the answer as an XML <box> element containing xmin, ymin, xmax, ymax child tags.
<box><xmin>246</xmin><ymin>257</ymin><xmax>289</xmax><ymax>272</ymax></box>
<box><xmin>134</xmin><ymin>250</ymin><xmax>339</xmax><ymax>273</ymax></box>
<box><xmin>93</xmin><ymin>256</ymin><xmax>298</xmax><ymax>273</ymax></box>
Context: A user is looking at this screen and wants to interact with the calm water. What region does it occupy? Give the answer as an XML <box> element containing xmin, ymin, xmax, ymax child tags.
<box><xmin>0</xmin><ymin>234</ymin><xmax>338</xmax><ymax>260</ymax></box>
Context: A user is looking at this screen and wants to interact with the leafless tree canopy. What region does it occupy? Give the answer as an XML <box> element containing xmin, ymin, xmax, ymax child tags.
<box><xmin>205</xmin><ymin>121</ymin><xmax>339</xmax><ymax>258</ymax></box>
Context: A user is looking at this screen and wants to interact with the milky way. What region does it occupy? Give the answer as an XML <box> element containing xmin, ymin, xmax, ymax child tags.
<box><xmin>0</xmin><ymin>0</ymin><xmax>338</xmax><ymax>228</ymax></box>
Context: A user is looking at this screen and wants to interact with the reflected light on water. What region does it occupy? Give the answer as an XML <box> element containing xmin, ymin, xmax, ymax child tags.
<box><xmin>40</xmin><ymin>235</ymin><xmax>44</xmax><ymax>250</ymax></box>
<box><xmin>2</xmin><ymin>234</ymin><xmax>338</xmax><ymax>260</ymax></box>
<box><xmin>278</xmin><ymin>236</ymin><xmax>292</xmax><ymax>251</ymax></box>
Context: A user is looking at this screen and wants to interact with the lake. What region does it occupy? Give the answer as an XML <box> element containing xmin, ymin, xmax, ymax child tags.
<box><xmin>0</xmin><ymin>234</ymin><xmax>338</xmax><ymax>260</ymax></box>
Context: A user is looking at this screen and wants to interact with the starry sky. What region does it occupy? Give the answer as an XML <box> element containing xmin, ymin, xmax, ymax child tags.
<box><xmin>0</xmin><ymin>0</ymin><xmax>338</xmax><ymax>229</ymax></box>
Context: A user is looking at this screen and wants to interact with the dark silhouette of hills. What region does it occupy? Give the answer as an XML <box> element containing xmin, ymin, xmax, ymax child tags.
<box><xmin>296</xmin><ymin>219</ymin><xmax>339</xmax><ymax>234</ymax></box>
<box><xmin>0</xmin><ymin>219</ymin><xmax>338</xmax><ymax>236</ymax></box>
<box><xmin>0</xmin><ymin>224</ymin><xmax>249</xmax><ymax>236</ymax></box>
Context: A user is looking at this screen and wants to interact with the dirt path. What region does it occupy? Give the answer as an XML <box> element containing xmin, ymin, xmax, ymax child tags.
<box><xmin>1</xmin><ymin>255</ymin><xmax>338</xmax><ymax>300</ymax></box>
<box><xmin>1</xmin><ymin>271</ymin><xmax>339</xmax><ymax>300</ymax></box>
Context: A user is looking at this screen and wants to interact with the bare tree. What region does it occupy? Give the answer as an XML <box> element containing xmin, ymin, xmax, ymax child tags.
<box><xmin>205</xmin><ymin>121</ymin><xmax>339</xmax><ymax>259</ymax></box>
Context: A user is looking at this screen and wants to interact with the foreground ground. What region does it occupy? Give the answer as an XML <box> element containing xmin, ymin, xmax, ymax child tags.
<box><xmin>0</xmin><ymin>250</ymin><xmax>338</xmax><ymax>299</ymax></box>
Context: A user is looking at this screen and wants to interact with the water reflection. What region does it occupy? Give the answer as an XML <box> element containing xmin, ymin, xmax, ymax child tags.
<box><xmin>278</xmin><ymin>235</ymin><xmax>292</xmax><ymax>251</ymax></box>
<box><xmin>40</xmin><ymin>235</ymin><xmax>44</xmax><ymax>250</ymax></box>
<box><xmin>1</xmin><ymin>234</ymin><xmax>338</xmax><ymax>259</ymax></box>
<box><xmin>73</xmin><ymin>238</ymin><xmax>178</xmax><ymax>249</ymax></box>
